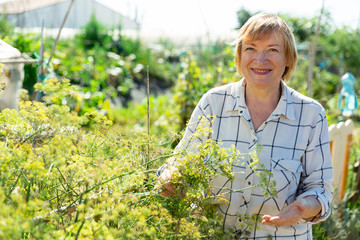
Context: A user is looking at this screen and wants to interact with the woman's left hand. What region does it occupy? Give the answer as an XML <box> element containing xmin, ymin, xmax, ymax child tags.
<box><xmin>261</xmin><ymin>196</ymin><xmax>321</xmax><ymax>227</ymax></box>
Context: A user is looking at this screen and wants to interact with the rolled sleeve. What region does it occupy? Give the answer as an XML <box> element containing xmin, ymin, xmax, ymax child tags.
<box><xmin>174</xmin><ymin>92</ymin><xmax>214</xmax><ymax>154</ymax></box>
<box><xmin>296</xmin><ymin>110</ymin><xmax>333</xmax><ymax>223</ymax></box>
<box><xmin>156</xmin><ymin>92</ymin><xmax>214</xmax><ymax>177</ymax></box>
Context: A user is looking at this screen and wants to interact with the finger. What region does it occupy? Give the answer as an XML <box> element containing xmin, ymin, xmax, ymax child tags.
<box><xmin>160</xmin><ymin>190</ymin><xmax>170</xmax><ymax>197</ymax></box>
<box><xmin>262</xmin><ymin>214</ymin><xmax>293</xmax><ymax>226</ymax></box>
<box><xmin>179</xmin><ymin>188</ymin><xmax>187</xmax><ymax>197</ymax></box>
<box><xmin>159</xmin><ymin>169</ymin><xmax>173</xmax><ymax>182</ymax></box>
<box><xmin>162</xmin><ymin>183</ymin><xmax>176</xmax><ymax>196</ymax></box>
<box><xmin>262</xmin><ymin>220</ymin><xmax>280</xmax><ymax>226</ymax></box>
<box><xmin>262</xmin><ymin>215</ymin><xmax>281</xmax><ymax>226</ymax></box>
<box><xmin>262</xmin><ymin>215</ymin><xmax>272</xmax><ymax>221</ymax></box>
<box><xmin>262</xmin><ymin>214</ymin><xmax>299</xmax><ymax>227</ymax></box>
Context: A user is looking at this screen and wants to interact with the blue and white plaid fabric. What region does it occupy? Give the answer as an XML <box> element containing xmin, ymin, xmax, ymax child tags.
<box><xmin>172</xmin><ymin>79</ymin><xmax>333</xmax><ymax>239</ymax></box>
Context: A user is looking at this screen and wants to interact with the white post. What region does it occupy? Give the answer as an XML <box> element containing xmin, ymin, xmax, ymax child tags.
<box><xmin>328</xmin><ymin>119</ymin><xmax>354</xmax><ymax>203</ymax></box>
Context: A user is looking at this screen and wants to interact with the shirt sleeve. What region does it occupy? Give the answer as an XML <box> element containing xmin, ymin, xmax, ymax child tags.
<box><xmin>156</xmin><ymin>92</ymin><xmax>214</xmax><ymax>177</ymax></box>
<box><xmin>296</xmin><ymin>108</ymin><xmax>333</xmax><ymax>223</ymax></box>
<box><xmin>173</xmin><ymin>92</ymin><xmax>214</xmax><ymax>154</ymax></box>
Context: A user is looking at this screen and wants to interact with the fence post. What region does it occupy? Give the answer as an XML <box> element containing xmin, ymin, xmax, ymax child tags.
<box><xmin>328</xmin><ymin>119</ymin><xmax>354</xmax><ymax>203</ymax></box>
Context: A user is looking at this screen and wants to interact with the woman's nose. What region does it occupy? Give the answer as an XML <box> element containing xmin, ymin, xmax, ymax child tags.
<box><xmin>254</xmin><ymin>51</ymin><xmax>268</xmax><ymax>63</ymax></box>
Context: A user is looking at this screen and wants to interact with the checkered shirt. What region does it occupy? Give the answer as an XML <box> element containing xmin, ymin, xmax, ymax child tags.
<box><xmin>169</xmin><ymin>79</ymin><xmax>333</xmax><ymax>239</ymax></box>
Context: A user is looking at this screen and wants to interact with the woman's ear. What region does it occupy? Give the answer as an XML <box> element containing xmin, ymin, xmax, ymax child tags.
<box><xmin>282</xmin><ymin>66</ymin><xmax>289</xmax><ymax>78</ymax></box>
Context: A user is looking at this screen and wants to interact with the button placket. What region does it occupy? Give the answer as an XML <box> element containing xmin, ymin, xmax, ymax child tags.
<box><xmin>243</xmin><ymin>166</ymin><xmax>253</xmax><ymax>203</ymax></box>
<box><xmin>247</xmin><ymin>133</ymin><xmax>261</xmax><ymax>191</ymax></box>
<box><xmin>243</xmin><ymin>144</ymin><xmax>257</xmax><ymax>203</ymax></box>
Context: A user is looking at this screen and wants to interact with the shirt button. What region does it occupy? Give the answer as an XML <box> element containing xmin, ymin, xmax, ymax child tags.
<box><xmin>252</xmin><ymin>139</ymin><xmax>256</xmax><ymax>143</ymax></box>
<box><xmin>248</xmin><ymin>181</ymin><xmax>251</xmax><ymax>185</ymax></box>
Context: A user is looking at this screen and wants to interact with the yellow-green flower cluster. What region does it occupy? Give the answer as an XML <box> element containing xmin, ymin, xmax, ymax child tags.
<box><xmin>0</xmin><ymin>78</ymin><xmax>275</xmax><ymax>239</ymax></box>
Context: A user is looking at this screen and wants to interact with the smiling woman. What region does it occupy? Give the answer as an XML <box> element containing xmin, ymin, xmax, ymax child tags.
<box><xmin>234</xmin><ymin>14</ymin><xmax>297</xmax><ymax>131</ymax></box>
<box><xmin>157</xmin><ymin>13</ymin><xmax>333</xmax><ymax>239</ymax></box>
<box><xmin>239</xmin><ymin>34</ymin><xmax>288</xmax><ymax>131</ymax></box>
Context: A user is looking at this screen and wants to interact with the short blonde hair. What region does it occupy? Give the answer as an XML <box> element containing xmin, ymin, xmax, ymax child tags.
<box><xmin>234</xmin><ymin>13</ymin><xmax>297</xmax><ymax>82</ymax></box>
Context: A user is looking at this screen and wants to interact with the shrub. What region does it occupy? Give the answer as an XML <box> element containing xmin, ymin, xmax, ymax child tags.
<box><xmin>0</xmin><ymin>80</ymin><xmax>276</xmax><ymax>239</ymax></box>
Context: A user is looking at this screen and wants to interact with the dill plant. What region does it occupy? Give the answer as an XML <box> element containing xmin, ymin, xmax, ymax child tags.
<box><xmin>156</xmin><ymin>116</ymin><xmax>278</xmax><ymax>239</ymax></box>
<box><xmin>0</xmin><ymin>78</ymin><xmax>275</xmax><ymax>239</ymax></box>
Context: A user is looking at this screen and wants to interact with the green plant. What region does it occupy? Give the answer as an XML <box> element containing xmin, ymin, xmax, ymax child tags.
<box><xmin>3</xmin><ymin>32</ymin><xmax>41</xmax><ymax>97</ymax></box>
<box><xmin>0</xmin><ymin>77</ymin><xmax>279</xmax><ymax>239</ymax></box>
<box><xmin>312</xmin><ymin>199</ymin><xmax>360</xmax><ymax>240</ymax></box>
<box><xmin>173</xmin><ymin>50</ymin><xmax>238</xmax><ymax>130</ymax></box>
<box><xmin>288</xmin><ymin>59</ymin><xmax>339</xmax><ymax>104</ymax></box>
<box><xmin>312</xmin><ymin>129</ymin><xmax>360</xmax><ymax>239</ymax></box>
<box><xmin>0</xmin><ymin>14</ymin><xmax>14</xmax><ymax>39</ymax></box>
<box><xmin>112</xmin><ymin>94</ymin><xmax>180</xmax><ymax>136</ymax></box>
<box><xmin>80</xmin><ymin>13</ymin><xmax>110</xmax><ymax>50</ymax></box>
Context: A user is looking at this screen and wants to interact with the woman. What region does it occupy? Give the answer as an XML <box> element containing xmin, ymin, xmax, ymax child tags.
<box><xmin>158</xmin><ymin>13</ymin><xmax>333</xmax><ymax>239</ymax></box>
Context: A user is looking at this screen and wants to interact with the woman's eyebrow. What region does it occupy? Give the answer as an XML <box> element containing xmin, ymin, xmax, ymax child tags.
<box><xmin>244</xmin><ymin>42</ymin><xmax>280</xmax><ymax>46</ymax></box>
<box><xmin>268</xmin><ymin>44</ymin><xmax>281</xmax><ymax>47</ymax></box>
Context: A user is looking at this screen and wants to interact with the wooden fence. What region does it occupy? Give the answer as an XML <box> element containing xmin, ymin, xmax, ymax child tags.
<box><xmin>329</xmin><ymin>119</ymin><xmax>354</xmax><ymax>203</ymax></box>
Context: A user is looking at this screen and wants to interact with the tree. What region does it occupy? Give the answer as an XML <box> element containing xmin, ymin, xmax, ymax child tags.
<box><xmin>0</xmin><ymin>14</ymin><xmax>14</xmax><ymax>39</ymax></box>
<box><xmin>235</xmin><ymin>8</ymin><xmax>255</xmax><ymax>29</ymax></box>
<box><xmin>318</xmin><ymin>27</ymin><xmax>360</xmax><ymax>91</ymax></box>
<box><xmin>280</xmin><ymin>10</ymin><xmax>334</xmax><ymax>42</ymax></box>
<box><xmin>81</xmin><ymin>13</ymin><xmax>108</xmax><ymax>50</ymax></box>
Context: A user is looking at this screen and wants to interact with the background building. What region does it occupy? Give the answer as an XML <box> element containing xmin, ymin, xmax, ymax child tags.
<box><xmin>0</xmin><ymin>0</ymin><xmax>139</xmax><ymax>30</ymax></box>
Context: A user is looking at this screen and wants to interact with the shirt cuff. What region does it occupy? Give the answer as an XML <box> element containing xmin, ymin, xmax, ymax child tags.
<box><xmin>296</xmin><ymin>191</ymin><xmax>331</xmax><ymax>224</ymax></box>
<box><xmin>155</xmin><ymin>164</ymin><xmax>167</xmax><ymax>177</ymax></box>
<box><xmin>155</xmin><ymin>157</ymin><xmax>178</xmax><ymax>177</ymax></box>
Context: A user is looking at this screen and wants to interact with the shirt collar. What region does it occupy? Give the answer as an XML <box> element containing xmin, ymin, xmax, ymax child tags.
<box><xmin>227</xmin><ymin>79</ymin><xmax>296</xmax><ymax>121</ymax></box>
<box><xmin>272</xmin><ymin>81</ymin><xmax>296</xmax><ymax>121</ymax></box>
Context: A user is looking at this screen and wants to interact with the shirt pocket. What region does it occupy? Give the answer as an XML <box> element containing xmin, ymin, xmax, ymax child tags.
<box><xmin>270</xmin><ymin>158</ymin><xmax>303</xmax><ymax>211</ymax></box>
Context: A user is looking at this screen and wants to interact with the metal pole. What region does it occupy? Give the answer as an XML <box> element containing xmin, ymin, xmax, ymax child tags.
<box><xmin>307</xmin><ymin>0</ymin><xmax>325</xmax><ymax>97</ymax></box>
<box><xmin>33</xmin><ymin>20</ymin><xmax>45</xmax><ymax>101</ymax></box>
<box><xmin>44</xmin><ymin>0</ymin><xmax>75</xmax><ymax>74</ymax></box>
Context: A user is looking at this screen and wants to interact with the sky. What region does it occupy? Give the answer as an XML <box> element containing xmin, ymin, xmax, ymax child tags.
<box><xmin>99</xmin><ymin>0</ymin><xmax>360</xmax><ymax>40</ymax></box>
<box><xmin>0</xmin><ymin>0</ymin><xmax>358</xmax><ymax>42</ymax></box>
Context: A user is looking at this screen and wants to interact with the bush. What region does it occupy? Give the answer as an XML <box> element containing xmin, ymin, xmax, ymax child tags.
<box><xmin>312</xmin><ymin>200</ymin><xmax>360</xmax><ymax>239</ymax></box>
<box><xmin>312</xmin><ymin>129</ymin><xmax>360</xmax><ymax>239</ymax></box>
<box><xmin>0</xmin><ymin>80</ymin><xmax>277</xmax><ymax>239</ymax></box>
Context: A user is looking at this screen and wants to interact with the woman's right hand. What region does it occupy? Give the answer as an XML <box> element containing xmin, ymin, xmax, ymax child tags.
<box><xmin>159</xmin><ymin>168</ymin><xmax>176</xmax><ymax>197</ymax></box>
<box><xmin>158</xmin><ymin>168</ymin><xmax>187</xmax><ymax>197</ymax></box>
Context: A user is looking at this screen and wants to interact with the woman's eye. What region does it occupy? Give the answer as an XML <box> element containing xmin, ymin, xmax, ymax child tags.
<box><xmin>269</xmin><ymin>48</ymin><xmax>279</xmax><ymax>53</ymax></box>
<box><xmin>245</xmin><ymin>47</ymin><xmax>255</xmax><ymax>51</ymax></box>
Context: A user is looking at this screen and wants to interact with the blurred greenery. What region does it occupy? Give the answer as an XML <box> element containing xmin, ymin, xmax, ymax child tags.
<box><xmin>0</xmin><ymin>7</ymin><xmax>360</xmax><ymax>239</ymax></box>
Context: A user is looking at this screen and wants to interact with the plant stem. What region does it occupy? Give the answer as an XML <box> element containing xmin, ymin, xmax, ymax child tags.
<box><xmin>4</xmin><ymin>172</ymin><xmax>21</xmax><ymax>203</ymax></box>
<box><xmin>74</xmin><ymin>193</ymin><xmax>83</xmax><ymax>223</ymax></box>
<box><xmin>74</xmin><ymin>219</ymin><xmax>85</xmax><ymax>240</ymax></box>
<box><xmin>147</xmin><ymin>65</ymin><xmax>150</xmax><ymax>165</ymax></box>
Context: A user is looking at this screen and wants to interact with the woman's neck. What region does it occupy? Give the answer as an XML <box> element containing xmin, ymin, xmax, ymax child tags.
<box><xmin>243</xmin><ymin>81</ymin><xmax>282</xmax><ymax>131</ymax></box>
<box><xmin>244</xmin><ymin>81</ymin><xmax>282</xmax><ymax>107</ymax></box>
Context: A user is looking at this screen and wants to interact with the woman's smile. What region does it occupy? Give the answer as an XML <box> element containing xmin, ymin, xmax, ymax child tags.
<box><xmin>240</xmin><ymin>32</ymin><xmax>288</xmax><ymax>89</ymax></box>
<box><xmin>252</xmin><ymin>68</ymin><xmax>272</xmax><ymax>75</ymax></box>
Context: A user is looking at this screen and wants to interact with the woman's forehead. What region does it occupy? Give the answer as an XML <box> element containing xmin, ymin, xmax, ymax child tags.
<box><xmin>244</xmin><ymin>31</ymin><xmax>284</xmax><ymax>45</ymax></box>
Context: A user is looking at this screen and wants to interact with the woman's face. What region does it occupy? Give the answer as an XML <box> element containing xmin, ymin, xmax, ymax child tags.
<box><xmin>240</xmin><ymin>32</ymin><xmax>287</xmax><ymax>89</ymax></box>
